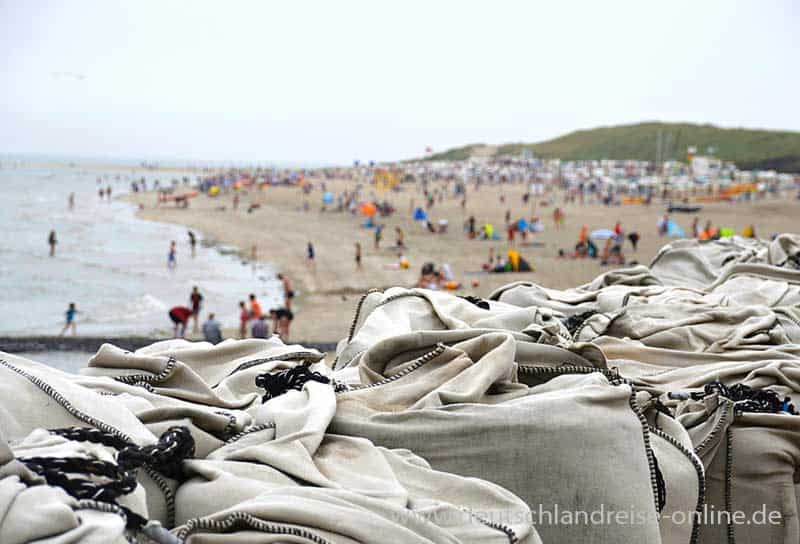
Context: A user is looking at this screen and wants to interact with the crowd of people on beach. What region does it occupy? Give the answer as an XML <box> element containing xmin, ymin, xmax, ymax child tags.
<box><xmin>46</xmin><ymin>155</ymin><xmax>800</xmax><ymax>342</ymax></box>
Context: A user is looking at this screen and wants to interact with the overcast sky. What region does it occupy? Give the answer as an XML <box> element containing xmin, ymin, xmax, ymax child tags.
<box><xmin>1</xmin><ymin>0</ymin><xmax>798</xmax><ymax>164</ymax></box>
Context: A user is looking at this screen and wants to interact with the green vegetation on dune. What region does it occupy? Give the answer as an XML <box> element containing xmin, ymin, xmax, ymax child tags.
<box><xmin>423</xmin><ymin>144</ymin><xmax>483</xmax><ymax>162</ymax></box>
<box><xmin>429</xmin><ymin>123</ymin><xmax>800</xmax><ymax>171</ymax></box>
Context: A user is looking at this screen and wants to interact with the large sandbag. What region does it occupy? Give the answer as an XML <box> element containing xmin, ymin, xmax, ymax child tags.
<box><xmin>0</xmin><ymin>430</ymin><xmax>129</xmax><ymax>544</ymax></box>
<box><xmin>676</xmin><ymin>388</ymin><xmax>800</xmax><ymax>543</ymax></box>
<box><xmin>175</xmin><ymin>360</ymin><xmax>541</xmax><ymax>543</ymax></box>
<box><xmin>578</xmin><ymin>303</ymin><xmax>800</xmax><ymax>352</ymax></box>
<box><xmin>335</xmin><ymin>288</ymin><xmax>571</xmax><ymax>370</ymax></box>
<box><xmin>330</xmin><ymin>338</ymin><xmax>664</xmax><ymax>543</ymax></box>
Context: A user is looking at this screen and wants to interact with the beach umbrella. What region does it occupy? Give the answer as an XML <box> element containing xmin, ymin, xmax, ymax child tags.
<box><xmin>667</xmin><ymin>220</ymin><xmax>686</xmax><ymax>238</ymax></box>
<box><xmin>322</xmin><ymin>192</ymin><xmax>334</xmax><ymax>204</ymax></box>
<box><xmin>516</xmin><ymin>219</ymin><xmax>529</xmax><ymax>231</ymax></box>
<box><xmin>590</xmin><ymin>229</ymin><xmax>616</xmax><ymax>240</ymax></box>
<box><xmin>360</xmin><ymin>202</ymin><xmax>377</xmax><ymax>217</ymax></box>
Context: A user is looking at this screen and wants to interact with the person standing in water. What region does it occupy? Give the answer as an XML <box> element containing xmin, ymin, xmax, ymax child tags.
<box><xmin>68</xmin><ymin>193</ymin><xmax>75</xmax><ymax>210</ymax></box>
<box><xmin>188</xmin><ymin>231</ymin><xmax>196</xmax><ymax>257</ymax></box>
<box><xmin>167</xmin><ymin>241</ymin><xmax>177</xmax><ymax>269</ymax></box>
<box><xmin>277</xmin><ymin>273</ymin><xmax>294</xmax><ymax>310</ymax></box>
<box><xmin>249</xmin><ymin>293</ymin><xmax>263</xmax><ymax>321</ymax></box>
<box><xmin>48</xmin><ymin>230</ymin><xmax>57</xmax><ymax>257</ymax></box>
<box><xmin>238</xmin><ymin>301</ymin><xmax>249</xmax><ymax>339</ymax></box>
<box><xmin>59</xmin><ymin>303</ymin><xmax>78</xmax><ymax>336</ymax></box>
<box><xmin>168</xmin><ymin>306</ymin><xmax>192</xmax><ymax>338</ymax></box>
<box><xmin>189</xmin><ymin>286</ymin><xmax>203</xmax><ymax>333</ymax></box>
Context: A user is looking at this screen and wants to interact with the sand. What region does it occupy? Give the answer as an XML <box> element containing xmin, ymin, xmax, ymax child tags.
<box><xmin>123</xmin><ymin>180</ymin><xmax>800</xmax><ymax>341</ymax></box>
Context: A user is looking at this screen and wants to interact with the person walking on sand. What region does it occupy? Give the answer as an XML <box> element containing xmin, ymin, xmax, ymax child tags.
<box><xmin>395</xmin><ymin>227</ymin><xmax>405</xmax><ymax>248</ymax></box>
<box><xmin>202</xmin><ymin>313</ymin><xmax>222</xmax><ymax>344</ymax></box>
<box><xmin>355</xmin><ymin>242</ymin><xmax>362</xmax><ymax>271</ymax></box>
<box><xmin>307</xmin><ymin>242</ymin><xmax>315</xmax><ymax>269</ymax></box>
<box><xmin>374</xmin><ymin>224</ymin><xmax>384</xmax><ymax>250</ymax></box>
<box><xmin>238</xmin><ymin>301</ymin><xmax>249</xmax><ymax>338</ymax></box>
<box><xmin>553</xmin><ymin>207</ymin><xmax>564</xmax><ymax>229</ymax></box>
<box><xmin>188</xmin><ymin>230</ymin><xmax>196</xmax><ymax>257</ymax></box>
<box><xmin>189</xmin><ymin>286</ymin><xmax>203</xmax><ymax>333</ymax></box>
<box><xmin>277</xmin><ymin>273</ymin><xmax>294</xmax><ymax>310</ymax></box>
<box><xmin>48</xmin><ymin>230</ymin><xmax>57</xmax><ymax>257</ymax></box>
<box><xmin>168</xmin><ymin>305</ymin><xmax>192</xmax><ymax>338</ymax></box>
<box><xmin>167</xmin><ymin>241</ymin><xmax>177</xmax><ymax>269</ymax></box>
<box><xmin>59</xmin><ymin>303</ymin><xmax>78</xmax><ymax>336</ymax></box>
<box><xmin>691</xmin><ymin>217</ymin><xmax>700</xmax><ymax>238</ymax></box>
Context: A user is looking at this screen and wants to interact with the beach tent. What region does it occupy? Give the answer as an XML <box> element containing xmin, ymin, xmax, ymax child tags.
<box><xmin>413</xmin><ymin>207</ymin><xmax>428</xmax><ymax>221</ymax></box>
<box><xmin>322</xmin><ymin>192</ymin><xmax>334</xmax><ymax>204</ymax></box>
<box><xmin>719</xmin><ymin>227</ymin><xmax>735</xmax><ymax>238</ymax></box>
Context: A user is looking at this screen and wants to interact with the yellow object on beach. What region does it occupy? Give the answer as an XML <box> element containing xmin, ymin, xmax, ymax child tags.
<box><xmin>507</xmin><ymin>249</ymin><xmax>520</xmax><ymax>272</ymax></box>
<box><xmin>374</xmin><ymin>169</ymin><xmax>400</xmax><ymax>192</ymax></box>
<box><xmin>208</xmin><ymin>186</ymin><xmax>220</xmax><ymax>197</ymax></box>
<box><xmin>622</xmin><ymin>196</ymin><xmax>645</xmax><ymax>205</ymax></box>
<box><xmin>400</xmin><ymin>258</ymin><xmax>410</xmax><ymax>269</ymax></box>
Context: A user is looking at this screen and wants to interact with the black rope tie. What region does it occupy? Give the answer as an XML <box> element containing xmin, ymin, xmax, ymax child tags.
<box><xmin>459</xmin><ymin>295</ymin><xmax>490</xmax><ymax>310</ymax></box>
<box><xmin>652</xmin><ymin>453</ymin><xmax>667</xmax><ymax>513</ymax></box>
<box><xmin>255</xmin><ymin>365</ymin><xmax>331</xmax><ymax>402</ymax></box>
<box><xmin>18</xmin><ymin>426</ymin><xmax>195</xmax><ymax>530</ymax></box>
<box><xmin>561</xmin><ymin>310</ymin><xmax>597</xmax><ymax>336</ymax></box>
<box><xmin>691</xmin><ymin>380</ymin><xmax>798</xmax><ymax>416</ymax></box>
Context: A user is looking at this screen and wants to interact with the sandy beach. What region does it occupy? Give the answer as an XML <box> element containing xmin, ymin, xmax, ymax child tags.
<box><xmin>123</xmin><ymin>179</ymin><xmax>800</xmax><ymax>342</ymax></box>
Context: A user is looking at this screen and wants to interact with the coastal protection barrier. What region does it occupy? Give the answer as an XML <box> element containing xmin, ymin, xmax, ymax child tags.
<box><xmin>0</xmin><ymin>336</ymin><xmax>338</xmax><ymax>354</ymax></box>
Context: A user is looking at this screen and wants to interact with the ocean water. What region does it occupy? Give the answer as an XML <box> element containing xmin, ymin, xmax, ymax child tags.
<box><xmin>0</xmin><ymin>167</ymin><xmax>282</xmax><ymax>336</ymax></box>
<box><xmin>14</xmin><ymin>351</ymin><xmax>94</xmax><ymax>374</ymax></box>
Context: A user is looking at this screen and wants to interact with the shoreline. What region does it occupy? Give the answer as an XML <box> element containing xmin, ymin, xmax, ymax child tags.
<box><xmin>0</xmin><ymin>336</ymin><xmax>338</xmax><ymax>355</ymax></box>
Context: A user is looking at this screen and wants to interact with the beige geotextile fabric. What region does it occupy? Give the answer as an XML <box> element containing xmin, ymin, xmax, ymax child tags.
<box><xmin>2</xmin><ymin>338</ymin><xmax>543</xmax><ymax>543</ymax></box>
<box><xmin>331</xmin><ymin>344</ymin><xmax>664</xmax><ymax>544</ymax></box>
<box><xmin>335</xmin><ymin>287</ymin><xmax>572</xmax><ymax>369</ymax></box>
<box><xmin>0</xmin><ymin>429</ymin><xmax>130</xmax><ymax>544</ymax></box>
<box><xmin>488</xmin><ymin>265</ymin><xmax>662</xmax><ymax>317</ymax></box>
<box><xmin>649</xmin><ymin>235</ymin><xmax>800</xmax><ymax>289</ymax></box>
<box><xmin>577</xmin><ymin>303</ymin><xmax>800</xmax><ymax>352</ymax></box>
<box><xmin>677</xmin><ymin>395</ymin><xmax>800</xmax><ymax>544</ymax></box>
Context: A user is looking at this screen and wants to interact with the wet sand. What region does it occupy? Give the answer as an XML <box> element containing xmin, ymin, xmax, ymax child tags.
<box><xmin>123</xmin><ymin>180</ymin><xmax>800</xmax><ymax>341</ymax></box>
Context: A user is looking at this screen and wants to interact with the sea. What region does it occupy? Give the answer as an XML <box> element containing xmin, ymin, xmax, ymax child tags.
<box><xmin>0</xmin><ymin>165</ymin><xmax>283</xmax><ymax>349</ymax></box>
